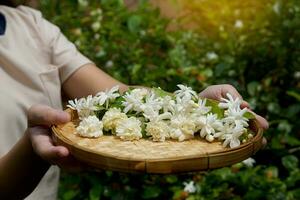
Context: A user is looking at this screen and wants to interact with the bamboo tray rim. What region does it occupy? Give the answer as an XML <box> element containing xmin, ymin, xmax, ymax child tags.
<box><xmin>52</xmin><ymin>126</ymin><xmax>262</xmax><ymax>162</ymax></box>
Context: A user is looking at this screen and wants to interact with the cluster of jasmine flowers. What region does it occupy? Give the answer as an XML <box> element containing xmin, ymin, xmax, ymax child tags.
<box><xmin>67</xmin><ymin>85</ymin><xmax>254</xmax><ymax>148</ymax></box>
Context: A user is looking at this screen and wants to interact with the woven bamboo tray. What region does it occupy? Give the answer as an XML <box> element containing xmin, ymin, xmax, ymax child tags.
<box><xmin>51</xmin><ymin>109</ymin><xmax>263</xmax><ymax>174</ymax></box>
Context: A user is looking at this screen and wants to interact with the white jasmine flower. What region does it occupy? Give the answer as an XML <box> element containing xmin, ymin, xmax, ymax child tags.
<box><xmin>78</xmin><ymin>0</ymin><xmax>88</xmax><ymax>7</ymax></box>
<box><xmin>102</xmin><ymin>108</ymin><xmax>127</xmax><ymax>132</ymax></box>
<box><xmin>76</xmin><ymin>115</ymin><xmax>103</xmax><ymax>138</ymax></box>
<box><xmin>183</xmin><ymin>99</ymin><xmax>199</xmax><ymax>114</ymax></box>
<box><xmin>206</xmin><ymin>51</ymin><xmax>218</xmax><ymax>60</ymax></box>
<box><xmin>122</xmin><ymin>88</ymin><xmax>149</xmax><ymax>113</ymax></box>
<box><xmin>94</xmin><ymin>34</ymin><xmax>100</xmax><ymax>40</ymax></box>
<box><xmin>132</xmin><ymin>88</ymin><xmax>149</xmax><ymax>97</ymax></box>
<box><xmin>141</xmin><ymin>91</ymin><xmax>163</xmax><ymax>113</ymax></box>
<box><xmin>91</xmin><ymin>21</ymin><xmax>101</xmax><ymax>32</ymax></box>
<box><xmin>172</xmin><ymin>98</ymin><xmax>198</xmax><ymax>116</ymax></box>
<box><xmin>170</xmin><ymin>94</ymin><xmax>195</xmax><ymax>116</ymax></box>
<box><xmin>75</xmin><ymin>40</ymin><xmax>81</xmax><ymax>47</ymax></box>
<box><xmin>213</xmin><ymin>123</ymin><xmax>235</xmax><ymax>139</ymax></box>
<box><xmin>223</xmin><ymin>107</ymin><xmax>249</xmax><ymax>127</ymax></box>
<box><xmin>242</xmin><ymin>157</ymin><xmax>256</xmax><ymax>167</ymax></box>
<box><xmin>219</xmin><ymin>93</ymin><xmax>242</xmax><ymax>110</ymax></box>
<box><xmin>146</xmin><ymin>120</ymin><xmax>170</xmax><ymax>142</ymax></box>
<box><xmin>67</xmin><ymin>95</ymin><xmax>98</xmax><ymax>118</ymax></box>
<box><xmin>94</xmin><ymin>85</ymin><xmax>120</xmax><ymax>108</ymax></box>
<box><xmin>170</xmin><ymin>99</ymin><xmax>185</xmax><ymax>115</ymax></box>
<box><xmin>105</xmin><ymin>60</ymin><xmax>114</xmax><ymax>68</ymax></box>
<box><xmin>161</xmin><ymin>95</ymin><xmax>175</xmax><ymax>113</ymax></box>
<box><xmin>140</xmin><ymin>30</ymin><xmax>146</xmax><ymax>36</ymax></box>
<box><xmin>183</xmin><ymin>181</ymin><xmax>196</xmax><ymax>193</ymax></box>
<box><xmin>90</xmin><ymin>8</ymin><xmax>103</xmax><ymax>17</ymax></box>
<box><xmin>142</xmin><ymin>106</ymin><xmax>158</xmax><ymax>121</ymax></box>
<box><xmin>196</xmin><ymin>113</ymin><xmax>222</xmax><ymax>141</ymax></box>
<box><xmin>143</xmin><ymin>105</ymin><xmax>172</xmax><ymax>122</ymax></box>
<box><xmin>222</xmin><ymin>125</ymin><xmax>246</xmax><ymax>148</ymax></box>
<box><xmin>294</xmin><ymin>71</ymin><xmax>300</xmax><ymax>79</ymax></box>
<box><xmin>174</xmin><ymin>84</ymin><xmax>198</xmax><ymax>103</ymax></box>
<box><xmin>115</xmin><ymin>117</ymin><xmax>142</xmax><ymax>141</ymax></box>
<box><xmin>273</xmin><ymin>2</ymin><xmax>280</xmax><ymax>14</ymax></box>
<box><xmin>122</xmin><ymin>93</ymin><xmax>143</xmax><ymax>113</ymax></box>
<box><xmin>234</xmin><ymin>20</ymin><xmax>243</xmax><ymax>29</ymax></box>
<box><xmin>169</xmin><ymin>114</ymin><xmax>196</xmax><ymax>141</ymax></box>
<box><xmin>194</xmin><ymin>98</ymin><xmax>211</xmax><ymax>115</ymax></box>
<box><xmin>67</xmin><ymin>98</ymin><xmax>79</xmax><ymax>110</ymax></box>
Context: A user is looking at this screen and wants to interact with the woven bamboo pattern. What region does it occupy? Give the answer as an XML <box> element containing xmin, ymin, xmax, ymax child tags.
<box><xmin>52</xmin><ymin>109</ymin><xmax>264</xmax><ymax>174</ymax></box>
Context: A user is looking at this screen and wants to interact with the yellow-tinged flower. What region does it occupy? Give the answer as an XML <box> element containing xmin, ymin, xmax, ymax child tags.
<box><xmin>115</xmin><ymin>117</ymin><xmax>142</xmax><ymax>141</ymax></box>
<box><xmin>102</xmin><ymin>108</ymin><xmax>127</xmax><ymax>133</ymax></box>
<box><xmin>146</xmin><ymin>121</ymin><xmax>170</xmax><ymax>142</ymax></box>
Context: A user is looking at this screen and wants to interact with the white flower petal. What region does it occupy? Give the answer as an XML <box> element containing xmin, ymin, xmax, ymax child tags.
<box><xmin>115</xmin><ymin>117</ymin><xmax>142</xmax><ymax>141</ymax></box>
<box><xmin>242</xmin><ymin>157</ymin><xmax>256</xmax><ymax>167</ymax></box>
<box><xmin>76</xmin><ymin>116</ymin><xmax>103</xmax><ymax>138</ymax></box>
<box><xmin>183</xmin><ymin>181</ymin><xmax>196</xmax><ymax>193</ymax></box>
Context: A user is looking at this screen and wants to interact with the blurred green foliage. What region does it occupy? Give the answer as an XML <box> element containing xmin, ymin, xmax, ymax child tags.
<box><xmin>39</xmin><ymin>0</ymin><xmax>300</xmax><ymax>199</ymax></box>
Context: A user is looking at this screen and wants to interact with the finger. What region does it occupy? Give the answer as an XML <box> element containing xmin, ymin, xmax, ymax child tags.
<box><xmin>247</xmin><ymin>110</ymin><xmax>269</xmax><ymax>130</ymax></box>
<box><xmin>28</xmin><ymin>104</ymin><xmax>70</xmax><ymax>127</ymax></box>
<box><xmin>262</xmin><ymin>137</ymin><xmax>267</xmax><ymax>149</ymax></box>
<box><xmin>255</xmin><ymin>114</ymin><xmax>269</xmax><ymax>130</ymax></box>
<box><xmin>198</xmin><ymin>85</ymin><xmax>222</xmax><ymax>100</ymax></box>
<box><xmin>241</xmin><ymin>100</ymin><xmax>250</xmax><ymax>109</ymax></box>
<box><xmin>29</xmin><ymin>127</ymin><xmax>69</xmax><ymax>163</ymax></box>
<box><xmin>221</xmin><ymin>84</ymin><xmax>243</xmax><ymax>100</ymax></box>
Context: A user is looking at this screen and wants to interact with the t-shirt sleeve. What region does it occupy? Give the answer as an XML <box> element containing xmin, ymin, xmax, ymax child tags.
<box><xmin>18</xmin><ymin>6</ymin><xmax>93</xmax><ymax>83</ymax></box>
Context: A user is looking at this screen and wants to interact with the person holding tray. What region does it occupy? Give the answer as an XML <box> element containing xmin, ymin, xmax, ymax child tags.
<box><xmin>0</xmin><ymin>2</ymin><xmax>269</xmax><ymax>200</ymax></box>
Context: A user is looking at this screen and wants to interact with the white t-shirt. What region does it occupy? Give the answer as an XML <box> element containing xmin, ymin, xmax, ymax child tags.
<box><xmin>0</xmin><ymin>5</ymin><xmax>91</xmax><ymax>199</ymax></box>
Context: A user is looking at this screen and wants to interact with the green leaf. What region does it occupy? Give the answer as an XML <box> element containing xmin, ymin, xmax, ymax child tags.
<box><xmin>142</xmin><ymin>186</ymin><xmax>162</xmax><ymax>199</ymax></box>
<box><xmin>152</xmin><ymin>87</ymin><xmax>172</xmax><ymax>97</ymax></box>
<box><xmin>244</xmin><ymin>111</ymin><xmax>256</xmax><ymax>120</ymax></box>
<box><xmin>166</xmin><ymin>175</ymin><xmax>178</xmax><ymax>183</ymax></box>
<box><xmin>286</xmin><ymin>169</ymin><xmax>300</xmax><ymax>187</ymax></box>
<box><xmin>277</xmin><ymin>121</ymin><xmax>292</xmax><ymax>134</ymax></box>
<box><xmin>206</xmin><ymin>98</ymin><xmax>224</xmax><ymax>118</ymax></box>
<box><xmin>110</xmin><ymin>96</ymin><xmax>125</xmax><ymax>109</ymax></box>
<box><xmin>287</xmin><ymin>188</ymin><xmax>300</xmax><ymax>199</ymax></box>
<box><xmin>127</xmin><ymin>15</ymin><xmax>142</xmax><ymax>33</ymax></box>
<box><xmin>287</xmin><ymin>91</ymin><xmax>300</xmax><ymax>102</ymax></box>
<box><xmin>215</xmin><ymin>62</ymin><xmax>231</xmax><ymax>77</ymax></box>
<box><xmin>285</xmin><ymin>135</ymin><xmax>300</xmax><ymax>146</ymax></box>
<box><xmin>267</xmin><ymin>102</ymin><xmax>281</xmax><ymax>114</ymax></box>
<box><xmin>282</xmin><ymin>155</ymin><xmax>299</xmax><ymax>171</ymax></box>
<box><xmin>247</xmin><ymin>81</ymin><xmax>261</xmax><ymax>96</ymax></box>
<box><xmin>95</xmin><ymin>109</ymin><xmax>107</xmax><ymax>120</ymax></box>
<box><xmin>132</xmin><ymin>64</ymin><xmax>142</xmax><ymax>78</ymax></box>
<box><xmin>62</xmin><ymin>190</ymin><xmax>79</xmax><ymax>200</ymax></box>
<box><xmin>89</xmin><ymin>185</ymin><xmax>102</xmax><ymax>200</ymax></box>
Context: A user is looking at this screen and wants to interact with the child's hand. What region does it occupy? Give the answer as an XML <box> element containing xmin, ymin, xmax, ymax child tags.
<box><xmin>27</xmin><ymin>104</ymin><xmax>84</xmax><ymax>171</ymax></box>
<box><xmin>199</xmin><ymin>84</ymin><xmax>269</xmax><ymax>130</ymax></box>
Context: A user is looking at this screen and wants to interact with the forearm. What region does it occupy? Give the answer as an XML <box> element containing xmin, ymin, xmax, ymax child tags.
<box><xmin>63</xmin><ymin>63</ymin><xmax>129</xmax><ymax>99</ymax></box>
<box><xmin>0</xmin><ymin>132</ymin><xmax>50</xmax><ymax>199</ymax></box>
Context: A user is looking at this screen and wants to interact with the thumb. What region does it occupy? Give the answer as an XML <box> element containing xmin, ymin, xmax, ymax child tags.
<box><xmin>28</xmin><ymin>104</ymin><xmax>70</xmax><ymax>127</ymax></box>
